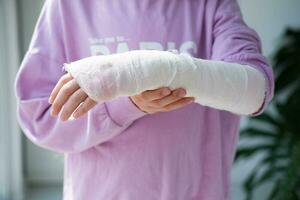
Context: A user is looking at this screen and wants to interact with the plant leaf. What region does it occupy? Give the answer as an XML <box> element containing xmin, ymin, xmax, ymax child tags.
<box><xmin>235</xmin><ymin>144</ymin><xmax>277</xmax><ymax>162</ymax></box>
<box><xmin>239</xmin><ymin>128</ymin><xmax>277</xmax><ymax>139</ymax></box>
<box><xmin>251</xmin><ymin>113</ymin><xmax>281</xmax><ymax>128</ymax></box>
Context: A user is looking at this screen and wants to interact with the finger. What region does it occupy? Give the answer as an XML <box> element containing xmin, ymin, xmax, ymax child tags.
<box><xmin>140</xmin><ymin>87</ymin><xmax>171</xmax><ymax>101</ymax></box>
<box><xmin>51</xmin><ymin>79</ymin><xmax>80</xmax><ymax>116</ymax></box>
<box><xmin>72</xmin><ymin>97</ymin><xmax>97</xmax><ymax>119</ymax></box>
<box><xmin>162</xmin><ymin>97</ymin><xmax>195</xmax><ymax>112</ymax></box>
<box><xmin>59</xmin><ymin>89</ymin><xmax>88</xmax><ymax>121</ymax></box>
<box><xmin>150</xmin><ymin>88</ymin><xmax>186</xmax><ymax>108</ymax></box>
<box><xmin>49</xmin><ymin>73</ymin><xmax>73</xmax><ymax>104</ymax></box>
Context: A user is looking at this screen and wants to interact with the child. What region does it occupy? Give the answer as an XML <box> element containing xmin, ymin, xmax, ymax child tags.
<box><xmin>15</xmin><ymin>0</ymin><xmax>274</xmax><ymax>199</ymax></box>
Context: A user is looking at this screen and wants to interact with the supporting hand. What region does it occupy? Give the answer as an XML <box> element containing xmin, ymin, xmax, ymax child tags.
<box><xmin>130</xmin><ymin>87</ymin><xmax>195</xmax><ymax>114</ymax></box>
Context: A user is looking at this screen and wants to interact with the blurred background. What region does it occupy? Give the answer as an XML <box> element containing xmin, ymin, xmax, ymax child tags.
<box><xmin>0</xmin><ymin>0</ymin><xmax>299</xmax><ymax>200</ymax></box>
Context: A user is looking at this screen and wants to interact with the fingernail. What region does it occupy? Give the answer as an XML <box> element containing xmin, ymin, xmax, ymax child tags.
<box><xmin>177</xmin><ymin>90</ymin><xmax>186</xmax><ymax>97</ymax></box>
<box><xmin>73</xmin><ymin>109</ymin><xmax>81</xmax><ymax>118</ymax></box>
<box><xmin>187</xmin><ymin>98</ymin><xmax>195</xmax><ymax>103</ymax></box>
<box><xmin>162</xmin><ymin>88</ymin><xmax>171</xmax><ymax>95</ymax></box>
<box><xmin>73</xmin><ymin>112</ymin><xmax>78</xmax><ymax>119</ymax></box>
<box><xmin>48</xmin><ymin>96</ymin><xmax>53</xmax><ymax>104</ymax></box>
<box><xmin>50</xmin><ymin>109</ymin><xmax>57</xmax><ymax>117</ymax></box>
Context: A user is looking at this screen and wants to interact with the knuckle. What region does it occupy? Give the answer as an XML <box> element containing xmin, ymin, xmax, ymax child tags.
<box><xmin>62</xmin><ymin>107</ymin><xmax>71</xmax><ymax>115</ymax></box>
<box><xmin>73</xmin><ymin>91</ymin><xmax>85</xmax><ymax>102</ymax></box>
<box><xmin>51</xmin><ymin>105</ymin><xmax>59</xmax><ymax>113</ymax></box>
<box><xmin>60</xmin><ymin>77</ymin><xmax>69</xmax><ymax>84</ymax></box>
<box><xmin>52</xmin><ymin>101</ymin><xmax>61</xmax><ymax>110</ymax></box>
<box><xmin>61</xmin><ymin>84</ymin><xmax>73</xmax><ymax>95</ymax></box>
<box><xmin>52</xmin><ymin>106</ymin><xmax>61</xmax><ymax>115</ymax></box>
<box><xmin>79</xmin><ymin>105</ymin><xmax>88</xmax><ymax>113</ymax></box>
<box><xmin>84</xmin><ymin>102</ymin><xmax>93</xmax><ymax>110</ymax></box>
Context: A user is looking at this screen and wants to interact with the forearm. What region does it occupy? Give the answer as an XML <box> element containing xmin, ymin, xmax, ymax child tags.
<box><xmin>64</xmin><ymin>50</ymin><xmax>266</xmax><ymax>115</ymax></box>
<box><xmin>180</xmin><ymin>54</ymin><xmax>266</xmax><ymax>115</ymax></box>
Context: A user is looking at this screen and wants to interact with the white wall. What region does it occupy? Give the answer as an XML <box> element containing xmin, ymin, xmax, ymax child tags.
<box><xmin>18</xmin><ymin>0</ymin><xmax>300</xmax><ymax>199</ymax></box>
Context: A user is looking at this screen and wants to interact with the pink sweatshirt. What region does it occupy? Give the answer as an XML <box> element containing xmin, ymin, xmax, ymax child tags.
<box><xmin>14</xmin><ymin>0</ymin><xmax>274</xmax><ymax>199</ymax></box>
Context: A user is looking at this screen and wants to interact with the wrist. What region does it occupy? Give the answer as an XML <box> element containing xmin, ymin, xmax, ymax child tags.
<box><xmin>105</xmin><ymin>96</ymin><xmax>148</xmax><ymax>126</ymax></box>
<box><xmin>129</xmin><ymin>96</ymin><xmax>148</xmax><ymax>114</ymax></box>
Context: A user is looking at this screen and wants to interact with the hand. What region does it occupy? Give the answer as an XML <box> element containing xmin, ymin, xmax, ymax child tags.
<box><xmin>130</xmin><ymin>87</ymin><xmax>195</xmax><ymax>114</ymax></box>
<box><xmin>48</xmin><ymin>73</ymin><xmax>97</xmax><ymax>121</ymax></box>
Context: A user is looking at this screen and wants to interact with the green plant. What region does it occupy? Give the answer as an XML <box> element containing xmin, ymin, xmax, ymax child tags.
<box><xmin>234</xmin><ymin>28</ymin><xmax>300</xmax><ymax>200</ymax></box>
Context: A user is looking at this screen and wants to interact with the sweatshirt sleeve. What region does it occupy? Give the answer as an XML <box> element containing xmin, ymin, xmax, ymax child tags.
<box><xmin>14</xmin><ymin>0</ymin><xmax>147</xmax><ymax>154</ymax></box>
<box><xmin>211</xmin><ymin>0</ymin><xmax>275</xmax><ymax>116</ymax></box>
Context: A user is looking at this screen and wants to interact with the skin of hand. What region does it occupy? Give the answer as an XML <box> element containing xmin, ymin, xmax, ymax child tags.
<box><xmin>129</xmin><ymin>87</ymin><xmax>195</xmax><ymax>114</ymax></box>
<box><xmin>48</xmin><ymin>73</ymin><xmax>195</xmax><ymax>121</ymax></box>
<box><xmin>48</xmin><ymin>73</ymin><xmax>98</xmax><ymax>121</ymax></box>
